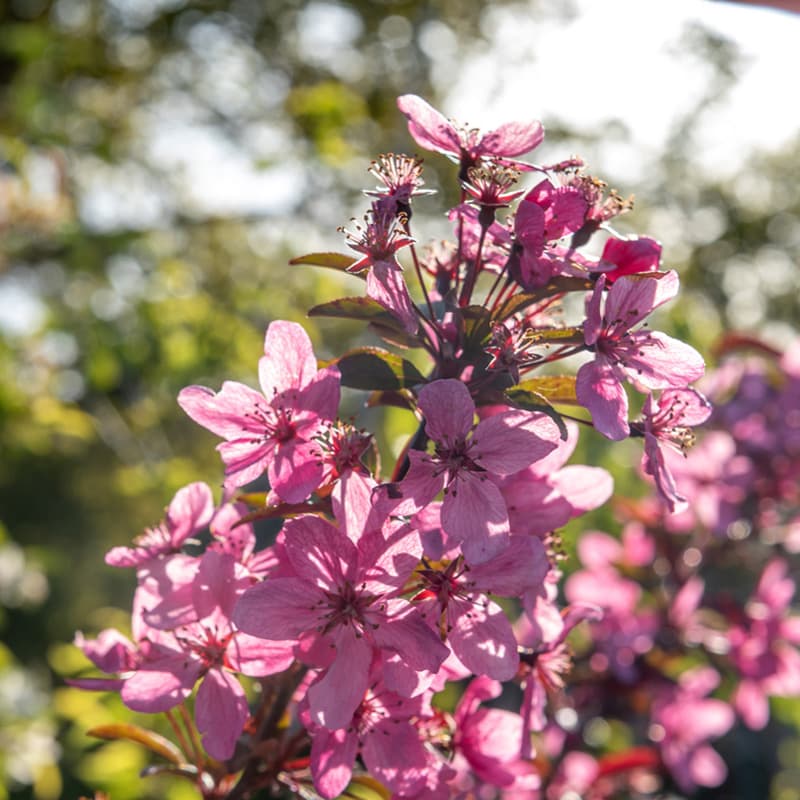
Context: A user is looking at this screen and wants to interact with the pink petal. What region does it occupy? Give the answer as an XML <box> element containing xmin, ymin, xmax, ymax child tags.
<box><xmin>472</xmin><ymin>410</ymin><xmax>559</xmax><ymax>474</ymax></box>
<box><xmin>688</xmin><ymin>745</ymin><xmax>728</xmax><ymax>789</ymax></box>
<box><xmin>217</xmin><ymin>439</ymin><xmax>272</xmax><ymax>489</ymax></box>
<box><xmin>576</xmin><ymin>531</ymin><xmax>622</xmax><ymax>569</ymax></box>
<box><xmin>296</xmin><ymin>365</ymin><xmax>341</xmax><ymax>422</ymax></box>
<box><xmin>734</xmin><ymin>679</ymin><xmax>770</xmax><ymax>730</ymax></box>
<box><xmin>311</xmin><ymin>727</ymin><xmax>358</xmax><ymax>799</ymax></box>
<box><xmin>601</xmin><ymin>236</ymin><xmax>662</xmax><ymax>280</ymax></box>
<box><xmin>178</xmin><ymin>381</ymin><xmax>269</xmax><ymax>438</ymax></box>
<box><xmin>418</xmin><ymin>379</ymin><xmax>475</xmax><ymax>445</ymax></box>
<box><xmin>396</xmin><ymin>94</ymin><xmax>461</xmax><ymax>156</ymax></box>
<box><xmin>478</xmin><ymin>120</ymin><xmax>544</xmax><ymax>158</ymax></box>
<box><xmin>233</xmin><ymin>577</ymin><xmax>325</xmax><ymax>640</ymax></box>
<box><xmin>226</xmin><ymin>632</ymin><xmax>295</xmax><ymax>677</ymax></box>
<box><xmin>166</xmin><ymin>482</ymin><xmax>215</xmax><ymax>545</ymax></box>
<box><xmin>552</xmin><ymin>465</ymin><xmax>614</xmax><ymax>515</ymax></box>
<box><xmin>442</xmin><ymin>472</ymin><xmax>510</xmax><ymax>564</ymax></box>
<box><xmin>604</xmin><ymin>270</ymin><xmax>679</xmax><ymax>333</ymax></box>
<box><xmin>576</xmin><ymin>358</ymin><xmax>630</xmax><ymax>440</ymax></box>
<box><xmin>307</xmin><ymin>632</ymin><xmax>372</xmax><ymax>730</ymax></box>
<box><xmin>624</xmin><ymin>331</ymin><xmax>705</xmax><ymax>391</ymax></box>
<box><xmin>362</xmin><ymin>722</ymin><xmax>428</xmax><ymax>795</ymax></box>
<box><xmin>259</xmin><ymin>320</ymin><xmax>318</xmax><ymax>397</ymax></box>
<box><xmin>195</xmin><ymin>668</ymin><xmax>249</xmax><ymax>760</ymax></box>
<box><xmin>283</xmin><ymin>515</ymin><xmax>355</xmax><ymax>590</ymax></box>
<box><xmin>448</xmin><ymin>596</ymin><xmax>519</xmax><ymax>680</ymax></box>
<box><xmin>367</xmin><ymin>260</ymin><xmax>418</xmax><ymax>334</ymax></box>
<box><xmin>121</xmin><ymin>655</ymin><xmax>200</xmax><ymax>713</ymax></box>
<box><xmin>268</xmin><ymin>438</ymin><xmax>324</xmax><ymax>503</ymax></box>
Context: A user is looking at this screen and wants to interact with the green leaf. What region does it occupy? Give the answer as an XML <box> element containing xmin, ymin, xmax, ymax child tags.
<box><xmin>366</xmin><ymin>389</ymin><xmax>415</xmax><ymax>410</ymax></box>
<box><xmin>308</xmin><ymin>296</ymin><xmax>397</xmax><ymax>324</ymax></box>
<box><xmin>461</xmin><ymin>304</ymin><xmax>493</xmax><ymax>351</ymax></box>
<box><xmin>493</xmin><ymin>277</ymin><xmax>593</xmax><ymax>321</ymax></box>
<box><xmin>289</xmin><ymin>251</ymin><xmax>363</xmax><ymax>278</ymax></box>
<box><xmin>333</xmin><ymin>347</ymin><xmax>425</xmax><ymax>390</ymax></box>
<box><xmin>87</xmin><ymin>723</ymin><xmax>184</xmax><ymax>765</ymax></box>
<box><xmin>512</xmin><ymin>375</ymin><xmax>579</xmax><ymax>404</ymax></box>
<box><xmin>503</xmin><ymin>386</ymin><xmax>569</xmax><ymax>441</ymax></box>
<box><xmin>341</xmin><ymin>775</ymin><xmax>391</xmax><ymax>800</ymax></box>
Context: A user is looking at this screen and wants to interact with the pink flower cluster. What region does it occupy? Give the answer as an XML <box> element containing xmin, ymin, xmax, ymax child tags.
<box><xmin>69</xmin><ymin>96</ymin><xmax>800</xmax><ymax>799</ymax></box>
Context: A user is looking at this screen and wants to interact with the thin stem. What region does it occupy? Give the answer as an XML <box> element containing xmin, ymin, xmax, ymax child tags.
<box><xmin>458</xmin><ymin>220</ymin><xmax>488</xmax><ymax>307</ymax></box>
<box><xmin>164</xmin><ymin>708</ymin><xmax>192</xmax><ymax>764</ymax></box>
<box><xmin>179</xmin><ymin>702</ymin><xmax>205</xmax><ymax>768</ymax></box>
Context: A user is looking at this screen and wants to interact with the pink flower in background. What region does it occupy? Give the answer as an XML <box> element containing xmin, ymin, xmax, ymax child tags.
<box><xmin>729</xmin><ymin>559</ymin><xmax>800</xmax><ymax>729</ymax></box>
<box><xmin>650</xmin><ymin>667</ymin><xmax>734</xmax><ymax>793</ymax></box>
<box><xmin>576</xmin><ymin>271</ymin><xmax>705</xmax><ymax>440</ymax></box>
<box><xmin>105</xmin><ymin>482</ymin><xmax>214</xmax><ymax>568</ymax></box>
<box><xmin>384</xmin><ymin>379</ymin><xmax>559</xmax><ymax>563</ymax></box>
<box><xmin>178</xmin><ymin>321</ymin><xmax>340</xmax><ymax>501</ymax></box>
<box><xmin>397</xmin><ymin>94</ymin><xmax>544</xmax><ymax>174</ymax></box>
<box><xmin>124</xmin><ymin>551</ymin><xmax>295</xmax><ymax>760</ymax></box>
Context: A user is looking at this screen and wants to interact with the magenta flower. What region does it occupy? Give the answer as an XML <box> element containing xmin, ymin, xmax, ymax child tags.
<box><xmin>650</xmin><ymin>667</ymin><xmax>734</xmax><ymax>793</ymax></box>
<box><xmin>396</xmin><ymin>94</ymin><xmax>544</xmax><ymax>174</ymax></box>
<box><xmin>415</xmin><ymin>535</ymin><xmax>549</xmax><ymax>680</ymax></box>
<box><xmin>599</xmin><ymin>235</ymin><xmax>662</xmax><ymax>282</ymax></box>
<box><xmin>178</xmin><ymin>321</ymin><xmax>340</xmax><ymax>501</ymax></box>
<box><xmin>233</xmin><ymin>479</ymin><xmax>448</xmax><ymax>730</ymax></box>
<box><xmin>576</xmin><ymin>271</ymin><xmax>705</xmax><ymax>440</ymax></box>
<box><xmin>123</xmin><ymin>551</ymin><xmax>295</xmax><ymax>760</ymax></box>
<box><xmin>342</xmin><ymin>198</ymin><xmax>418</xmax><ymax>333</ymax></box>
<box><xmin>499</xmin><ymin>420</ymin><xmax>613</xmax><ymax>537</ymax></box>
<box><xmin>307</xmin><ymin>666</ymin><xmax>431</xmax><ymax>799</ymax></box>
<box><xmin>386</xmin><ymin>379</ymin><xmax>559</xmax><ymax>564</ymax></box>
<box><xmin>515</xmin><ymin>570</ymin><xmax>601</xmax><ymax>757</ymax></box>
<box><xmin>105</xmin><ymin>482</ymin><xmax>214</xmax><ymax>568</ymax></box>
<box><xmin>729</xmin><ymin>559</ymin><xmax>800</xmax><ymax>730</ymax></box>
<box><xmin>514</xmin><ymin>178</ymin><xmax>588</xmax><ymax>287</ymax></box>
<box><xmin>637</xmin><ymin>387</ymin><xmax>712</xmax><ymax>513</ymax></box>
<box><xmin>449</xmin><ymin>676</ymin><xmax>540</xmax><ymax>794</ymax></box>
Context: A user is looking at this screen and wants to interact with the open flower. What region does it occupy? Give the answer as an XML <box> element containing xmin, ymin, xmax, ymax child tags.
<box><xmin>178</xmin><ymin>321</ymin><xmax>340</xmax><ymax>501</ymax></box>
<box><xmin>384</xmin><ymin>379</ymin><xmax>560</xmax><ymax>563</ymax></box>
<box><xmin>576</xmin><ymin>271</ymin><xmax>705</xmax><ymax>440</ymax></box>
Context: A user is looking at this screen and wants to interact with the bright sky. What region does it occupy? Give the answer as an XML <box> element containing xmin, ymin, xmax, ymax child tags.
<box><xmin>442</xmin><ymin>0</ymin><xmax>800</xmax><ymax>182</ymax></box>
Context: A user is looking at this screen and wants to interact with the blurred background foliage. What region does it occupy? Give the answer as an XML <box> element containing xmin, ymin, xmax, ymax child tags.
<box><xmin>0</xmin><ymin>0</ymin><xmax>798</xmax><ymax>798</ymax></box>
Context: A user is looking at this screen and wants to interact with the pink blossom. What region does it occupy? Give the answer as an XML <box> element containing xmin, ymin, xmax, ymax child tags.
<box><xmin>233</xmin><ymin>479</ymin><xmax>448</xmax><ymax>730</ymax></box>
<box><xmin>342</xmin><ymin>198</ymin><xmax>418</xmax><ymax>333</ymax></box>
<box><xmin>576</xmin><ymin>271</ymin><xmax>705</xmax><ymax>440</ymax></box>
<box><xmin>729</xmin><ymin>559</ymin><xmax>800</xmax><ymax>729</ymax></box>
<box><xmin>397</xmin><ymin>94</ymin><xmax>544</xmax><ymax>174</ymax></box>
<box><xmin>637</xmin><ymin>387</ymin><xmax>712</xmax><ymax>513</ymax></box>
<box><xmin>650</xmin><ymin>667</ymin><xmax>734</xmax><ymax>793</ymax></box>
<box><xmin>415</xmin><ymin>535</ymin><xmax>549</xmax><ymax>680</ymax></box>
<box><xmin>385</xmin><ymin>379</ymin><xmax>560</xmax><ymax>563</ymax></box>
<box><xmin>307</xmin><ymin>666</ymin><xmax>431</xmax><ymax>798</ymax></box>
<box><xmin>105</xmin><ymin>482</ymin><xmax>214</xmax><ymax>568</ymax></box>
<box><xmin>514</xmin><ymin>178</ymin><xmax>588</xmax><ymax>287</ymax></box>
<box><xmin>178</xmin><ymin>321</ymin><xmax>339</xmax><ymax>501</ymax></box>
<box><xmin>123</xmin><ymin>551</ymin><xmax>294</xmax><ymax>760</ymax></box>
<box><xmin>449</xmin><ymin>676</ymin><xmax>540</xmax><ymax>794</ymax></box>
<box><xmin>515</xmin><ymin>572</ymin><xmax>601</xmax><ymax>757</ymax></box>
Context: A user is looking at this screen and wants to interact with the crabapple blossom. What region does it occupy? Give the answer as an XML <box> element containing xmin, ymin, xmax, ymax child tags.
<box><xmin>576</xmin><ymin>271</ymin><xmax>705</xmax><ymax>440</ymax></box>
<box><xmin>178</xmin><ymin>320</ymin><xmax>340</xmax><ymax>500</ymax></box>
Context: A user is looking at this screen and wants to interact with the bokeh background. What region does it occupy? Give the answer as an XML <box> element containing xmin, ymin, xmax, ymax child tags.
<box><xmin>1</xmin><ymin>0</ymin><xmax>799</xmax><ymax>797</ymax></box>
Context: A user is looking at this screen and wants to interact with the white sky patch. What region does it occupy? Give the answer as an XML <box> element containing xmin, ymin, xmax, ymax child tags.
<box><xmin>443</xmin><ymin>0</ymin><xmax>800</xmax><ymax>181</ymax></box>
